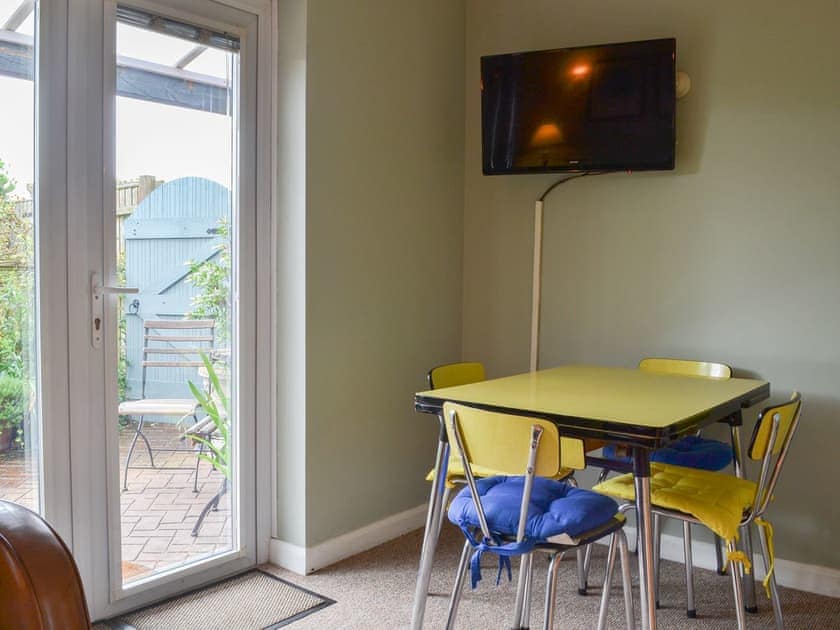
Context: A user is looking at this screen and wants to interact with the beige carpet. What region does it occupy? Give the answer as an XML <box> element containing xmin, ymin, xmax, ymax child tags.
<box><xmin>264</xmin><ymin>524</ymin><xmax>840</xmax><ymax>629</ymax></box>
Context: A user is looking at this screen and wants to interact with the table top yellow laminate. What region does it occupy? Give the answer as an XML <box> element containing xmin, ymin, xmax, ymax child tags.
<box><xmin>415</xmin><ymin>365</ymin><xmax>769</xmax><ymax>447</ymax></box>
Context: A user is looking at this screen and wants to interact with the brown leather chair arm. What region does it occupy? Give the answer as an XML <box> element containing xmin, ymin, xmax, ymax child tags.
<box><xmin>0</xmin><ymin>500</ymin><xmax>91</xmax><ymax>630</ymax></box>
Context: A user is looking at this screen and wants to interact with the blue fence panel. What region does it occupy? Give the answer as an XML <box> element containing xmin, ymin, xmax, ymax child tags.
<box><xmin>123</xmin><ymin>177</ymin><xmax>231</xmax><ymax>404</ymax></box>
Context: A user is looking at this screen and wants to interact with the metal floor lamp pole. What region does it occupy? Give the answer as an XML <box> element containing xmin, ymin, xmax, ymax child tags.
<box><xmin>529</xmin><ymin>172</ymin><xmax>604</xmax><ymax>372</ymax></box>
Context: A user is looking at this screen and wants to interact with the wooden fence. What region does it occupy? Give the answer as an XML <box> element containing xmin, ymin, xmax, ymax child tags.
<box><xmin>7</xmin><ymin>175</ymin><xmax>163</xmax><ymax>261</ymax></box>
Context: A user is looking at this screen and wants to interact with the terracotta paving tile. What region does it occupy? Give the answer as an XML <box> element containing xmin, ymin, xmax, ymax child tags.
<box><xmin>0</xmin><ymin>421</ymin><xmax>232</xmax><ymax>584</ymax></box>
<box><xmin>122</xmin><ymin>545</ymin><xmax>143</xmax><ymax>561</ymax></box>
<box><xmin>160</xmin><ymin>510</ymin><xmax>187</xmax><ymax>523</ymax></box>
<box><xmin>142</xmin><ymin>536</ymin><xmax>175</xmax><ymax>553</ymax></box>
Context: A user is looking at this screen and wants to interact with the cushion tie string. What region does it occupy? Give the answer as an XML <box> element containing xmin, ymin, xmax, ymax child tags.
<box><xmin>754</xmin><ymin>517</ymin><xmax>776</xmax><ymax>599</ymax></box>
<box><xmin>458</xmin><ymin>524</ymin><xmax>534</xmax><ymax>589</ymax></box>
<box><xmin>726</xmin><ymin>549</ymin><xmax>752</xmax><ymax>575</ymax></box>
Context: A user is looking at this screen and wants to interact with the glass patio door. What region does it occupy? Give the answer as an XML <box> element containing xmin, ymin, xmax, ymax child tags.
<box><xmin>0</xmin><ymin>0</ymin><xmax>43</xmax><ymax>512</ymax></box>
<box><xmin>111</xmin><ymin>4</ymin><xmax>243</xmax><ymax>588</ymax></box>
<box><xmin>0</xmin><ymin>1</ymin><xmax>41</xmax><ymax>514</ymax></box>
<box><xmin>0</xmin><ymin>0</ymin><xmax>73</xmax><ymax>538</ymax></box>
<box><xmin>0</xmin><ymin>0</ymin><xmax>268</xmax><ymax>619</ymax></box>
<box><xmin>63</xmin><ymin>0</ymin><xmax>266</xmax><ymax>619</ymax></box>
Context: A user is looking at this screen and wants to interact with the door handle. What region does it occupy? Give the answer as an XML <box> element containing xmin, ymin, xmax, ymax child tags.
<box><xmin>92</xmin><ymin>277</ymin><xmax>139</xmax><ymax>298</ymax></box>
<box><xmin>90</xmin><ymin>272</ymin><xmax>139</xmax><ymax>348</ymax></box>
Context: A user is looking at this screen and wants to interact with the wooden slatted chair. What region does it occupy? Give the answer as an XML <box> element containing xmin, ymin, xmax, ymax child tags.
<box><xmin>119</xmin><ymin>319</ymin><xmax>216</xmax><ymax>492</ymax></box>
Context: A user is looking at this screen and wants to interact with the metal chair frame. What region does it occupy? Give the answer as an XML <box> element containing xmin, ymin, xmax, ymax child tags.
<box><xmin>444</xmin><ymin>405</ymin><xmax>634</xmax><ymax>630</ymax></box>
<box><xmin>422</xmin><ymin>362</ymin><xmax>590</xmax><ymax>597</ymax></box>
<box><xmin>119</xmin><ymin>319</ymin><xmax>216</xmax><ymax>493</ymax></box>
<box><xmin>620</xmin><ymin>393</ymin><xmax>801</xmax><ymax>630</ymax></box>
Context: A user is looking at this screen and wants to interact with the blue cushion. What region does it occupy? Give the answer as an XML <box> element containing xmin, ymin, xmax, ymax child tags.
<box><xmin>447</xmin><ymin>476</ymin><xmax>619</xmax><ymax>543</ymax></box>
<box><xmin>602</xmin><ymin>435</ymin><xmax>733</xmax><ymax>471</ymax></box>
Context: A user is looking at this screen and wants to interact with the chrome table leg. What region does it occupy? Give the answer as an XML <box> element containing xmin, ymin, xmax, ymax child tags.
<box><xmin>633</xmin><ymin>448</ymin><xmax>656</xmax><ymax>630</ymax></box>
<box><xmin>410</xmin><ymin>418</ymin><xmax>449</xmax><ymax>630</ymax></box>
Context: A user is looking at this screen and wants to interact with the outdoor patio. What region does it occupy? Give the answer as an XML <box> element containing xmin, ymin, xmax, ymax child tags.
<box><xmin>0</xmin><ymin>421</ymin><xmax>231</xmax><ymax>582</ymax></box>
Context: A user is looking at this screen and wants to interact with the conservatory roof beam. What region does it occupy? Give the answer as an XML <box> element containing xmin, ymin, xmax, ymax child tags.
<box><xmin>175</xmin><ymin>44</ymin><xmax>207</xmax><ymax>69</ymax></box>
<box><xmin>2</xmin><ymin>0</ymin><xmax>35</xmax><ymax>32</ymax></box>
<box><xmin>0</xmin><ymin>30</ymin><xmax>229</xmax><ymax>115</ymax></box>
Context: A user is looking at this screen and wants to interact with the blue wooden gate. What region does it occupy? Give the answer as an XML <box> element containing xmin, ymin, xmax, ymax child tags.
<box><xmin>123</xmin><ymin>177</ymin><xmax>231</xmax><ymax>400</ymax></box>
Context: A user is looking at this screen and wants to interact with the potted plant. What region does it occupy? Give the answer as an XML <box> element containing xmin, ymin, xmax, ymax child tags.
<box><xmin>0</xmin><ymin>373</ymin><xmax>25</xmax><ymax>452</ymax></box>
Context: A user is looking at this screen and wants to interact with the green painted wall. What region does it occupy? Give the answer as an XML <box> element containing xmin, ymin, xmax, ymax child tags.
<box><xmin>463</xmin><ymin>0</ymin><xmax>840</xmax><ymax>568</ymax></box>
<box><xmin>300</xmin><ymin>0</ymin><xmax>465</xmax><ymax>546</ymax></box>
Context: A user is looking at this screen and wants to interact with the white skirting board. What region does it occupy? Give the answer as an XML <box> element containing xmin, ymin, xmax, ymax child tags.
<box><xmin>270</xmin><ymin>503</ymin><xmax>428</xmax><ymax>576</ymax></box>
<box><xmin>270</xmin><ymin>506</ymin><xmax>840</xmax><ymax>598</ymax></box>
<box><xmin>614</xmin><ymin>525</ymin><xmax>840</xmax><ymax>599</ymax></box>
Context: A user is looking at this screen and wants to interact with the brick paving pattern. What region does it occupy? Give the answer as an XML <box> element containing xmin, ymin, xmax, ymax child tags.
<box><xmin>0</xmin><ymin>421</ymin><xmax>231</xmax><ymax>583</ymax></box>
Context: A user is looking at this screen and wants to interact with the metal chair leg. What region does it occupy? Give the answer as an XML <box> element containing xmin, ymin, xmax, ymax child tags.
<box><xmin>542</xmin><ymin>552</ymin><xmax>564</xmax><ymax>630</ymax></box>
<box><xmin>445</xmin><ymin>539</ymin><xmax>471</xmax><ymax>630</ymax></box>
<box><xmin>597</xmin><ymin>534</ymin><xmax>619</xmax><ymax>630</ymax></box>
<box><xmin>136</xmin><ymin>417</ymin><xmax>156</xmax><ymax>467</ymax></box>
<box><xmin>122</xmin><ymin>416</ymin><xmax>146</xmax><ymax>491</ymax></box>
<box><xmin>521</xmin><ymin>553</ymin><xmax>534</xmax><ymax>629</ymax></box>
<box><xmin>731</xmin><ymin>423</ymin><xmax>758</xmax><ymax>614</ymax></box>
<box><xmin>653</xmin><ymin>513</ymin><xmax>661</xmax><ymax>609</ymax></box>
<box><xmin>191</xmin><ymin>478</ymin><xmax>227</xmax><ymax>537</ymax></box>
<box><xmin>727</xmin><ymin>540</ymin><xmax>747</xmax><ymax>630</ymax></box>
<box><xmin>193</xmin><ymin>440</ymin><xmax>205</xmax><ymax>493</ymax></box>
<box><xmin>617</xmin><ymin>529</ymin><xmax>635</xmax><ymax>630</ymax></box>
<box><xmin>514</xmin><ymin>553</ymin><xmax>535</xmax><ymax>629</ymax></box>
<box><xmin>715</xmin><ymin>534</ymin><xmax>727</xmax><ymax>575</ymax></box>
<box><xmin>739</xmin><ymin>522</ymin><xmax>759</xmax><ymax>613</ymax></box>
<box><xmin>582</xmin><ymin>542</ymin><xmax>594</xmax><ymax>590</ymax></box>
<box><xmin>757</xmin><ymin>523</ymin><xmax>784</xmax><ymax>630</ymax></box>
<box><xmin>513</xmin><ymin>552</ymin><xmax>530</xmax><ymax>628</ymax></box>
<box><xmin>683</xmin><ymin>521</ymin><xmax>696</xmax><ymax>618</ymax></box>
<box><xmin>577</xmin><ymin>546</ymin><xmax>588</xmax><ymax>595</ymax></box>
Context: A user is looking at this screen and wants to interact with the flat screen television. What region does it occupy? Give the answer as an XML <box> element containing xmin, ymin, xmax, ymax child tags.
<box><xmin>481</xmin><ymin>38</ymin><xmax>676</xmax><ymax>175</ymax></box>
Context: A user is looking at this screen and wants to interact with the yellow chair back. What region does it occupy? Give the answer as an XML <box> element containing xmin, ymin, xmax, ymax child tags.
<box><xmin>639</xmin><ymin>357</ymin><xmax>732</xmax><ymax>379</ymax></box>
<box><xmin>428</xmin><ymin>362</ymin><xmax>485</xmax><ymax>390</ymax></box>
<box><xmin>748</xmin><ymin>393</ymin><xmax>802</xmax><ymax>460</ymax></box>
<box><xmin>442</xmin><ymin>402</ymin><xmax>585</xmax><ymax>477</ymax></box>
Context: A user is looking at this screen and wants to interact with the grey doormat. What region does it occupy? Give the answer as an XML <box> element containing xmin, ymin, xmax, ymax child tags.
<box><xmin>97</xmin><ymin>569</ymin><xmax>334</xmax><ymax>629</ymax></box>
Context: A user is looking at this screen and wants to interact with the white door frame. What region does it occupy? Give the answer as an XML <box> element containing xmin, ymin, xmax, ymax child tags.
<box><xmin>63</xmin><ymin>0</ymin><xmax>275</xmax><ymax>619</ymax></box>
<box><xmin>36</xmin><ymin>0</ymin><xmax>74</xmax><ymax>542</ymax></box>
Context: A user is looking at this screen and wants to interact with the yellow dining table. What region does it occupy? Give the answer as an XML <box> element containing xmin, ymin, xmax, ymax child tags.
<box><xmin>410</xmin><ymin>364</ymin><xmax>769</xmax><ymax>630</ymax></box>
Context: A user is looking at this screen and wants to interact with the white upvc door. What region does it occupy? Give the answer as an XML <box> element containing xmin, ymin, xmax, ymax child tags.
<box><xmin>0</xmin><ymin>0</ymin><xmax>73</xmax><ymax>551</ymax></box>
<box><xmin>58</xmin><ymin>0</ymin><xmax>272</xmax><ymax>619</ymax></box>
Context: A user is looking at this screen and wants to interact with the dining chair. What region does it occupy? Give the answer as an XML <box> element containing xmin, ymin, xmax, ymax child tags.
<box><xmin>594</xmin><ymin>392</ymin><xmax>802</xmax><ymax>630</ymax></box>
<box><xmin>425</xmin><ymin>362</ymin><xmax>588</xmax><ymax>592</ymax></box>
<box><xmin>586</xmin><ymin>357</ymin><xmax>736</xmax><ymax>616</ymax></box>
<box><xmin>443</xmin><ymin>402</ymin><xmax>634</xmax><ymax>630</ymax></box>
<box><xmin>119</xmin><ymin>318</ymin><xmax>216</xmax><ymax>492</ymax></box>
<box><xmin>426</xmin><ymin>362</ymin><xmax>578</xmax><ymax>490</ymax></box>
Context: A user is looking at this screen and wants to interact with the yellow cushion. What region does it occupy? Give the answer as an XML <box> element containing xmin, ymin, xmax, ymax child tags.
<box><xmin>593</xmin><ymin>463</ymin><xmax>756</xmax><ymax>541</ymax></box>
<box><xmin>426</xmin><ymin>459</ymin><xmax>574</xmax><ymax>488</ymax></box>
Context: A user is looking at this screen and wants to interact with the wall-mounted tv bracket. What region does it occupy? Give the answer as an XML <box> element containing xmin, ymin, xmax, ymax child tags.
<box><xmin>676</xmin><ymin>71</ymin><xmax>691</xmax><ymax>99</ymax></box>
